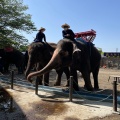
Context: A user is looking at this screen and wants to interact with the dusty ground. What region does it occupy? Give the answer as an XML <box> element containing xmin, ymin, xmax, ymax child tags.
<box><xmin>0</xmin><ymin>68</ymin><xmax>120</xmax><ymax>120</ymax></box>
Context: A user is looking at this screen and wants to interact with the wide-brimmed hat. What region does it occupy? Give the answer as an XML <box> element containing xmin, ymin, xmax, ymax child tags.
<box><xmin>61</xmin><ymin>23</ymin><xmax>70</xmax><ymax>28</ymax></box>
<box><xmin>39</xmin><ymin>27</ymin><xmax>46</xmax><ymax>31</ymax></box>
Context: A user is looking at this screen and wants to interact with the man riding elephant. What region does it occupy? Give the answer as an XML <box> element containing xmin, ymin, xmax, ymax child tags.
<box><xmin>34</xmin><ymin>27</ymin><xmax>46</xmax><ymax>42</ymax></box>
<box><xmin>62</xmin><ymin>23</ymin><xmax>75</xmax><ymax>41</ymax></box>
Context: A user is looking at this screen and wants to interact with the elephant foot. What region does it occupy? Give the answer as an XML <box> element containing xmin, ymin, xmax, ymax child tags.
<box><xmin>54</xmin><ymin>83</ymin><xmax>60</xmax><ymax>86</ymax></box>
<box><xmin>94</xmin><ymin>86</ymin><xmax>99</xmax><ymax>90</ymax></box>
<box><xmin>84</xmin><ymin>85</ymin><xmax>93</xmax><ymax>91</ymax></box>
<box><xmin>73</xmin><ymin>87</ymin><xmax>79</xmax><ymax>91</ymax></box>
<box><xmin>44</xmin><ymin>84</ymin><xmax>49</xmax><ymax>86</ymax></box>
<box><xmin>38</xmin><ymin>82</ymin><xmax>43</xmax><ymax>85</ymax></box>
<box><xmin>87</xmin><ymin>87</ymin><xmax>94</xmax><ymax>91</ymax></box>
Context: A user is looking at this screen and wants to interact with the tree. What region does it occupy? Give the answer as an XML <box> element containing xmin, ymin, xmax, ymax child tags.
<box><xmin>19</xmin><ymin>44</ymin><xmax>28</xmax><ymax>52</ymax></box>
<box><xmin>0</xmin><ymin>0</ymin><xmax>36</xmax><ymax>48</ymax></box>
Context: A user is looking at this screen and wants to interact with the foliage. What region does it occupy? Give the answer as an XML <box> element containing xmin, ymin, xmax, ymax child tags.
<box><xmin>97</xmin><ymin>47</ymin><xmax>103</xmax><ymax>55</ymax></box>
<box><xmin>0</xmin><ymin>0</ymin><xmax>36</xmax><ymax>48</ymax></box>
<box><xmin>19</xmin><ymin>44</ymin><xmax>28</xmax><ymax>52</ymax></box>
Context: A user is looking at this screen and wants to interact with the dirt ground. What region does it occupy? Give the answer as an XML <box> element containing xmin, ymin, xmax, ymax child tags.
<box><xmin>0</xmin><ymin>68</ymin><xmax>120</xmax><ymax>120</ymax></box>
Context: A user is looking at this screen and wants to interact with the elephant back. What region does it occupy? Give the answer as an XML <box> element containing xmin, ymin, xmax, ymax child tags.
<box><xmin>48</xmin><ymin>43</ymin><xmax>57</xmax><ymax>50</ymax></box>
<box><xmin>5</xmin><ymin>49</ymin><xmax>24</xmax><ymax>63</ymax></box>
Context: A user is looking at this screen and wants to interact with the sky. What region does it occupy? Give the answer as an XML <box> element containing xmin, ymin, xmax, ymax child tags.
<box><xmin>23</xmin><ymin>0</ymin><xmax>120</xmax><ymax>52</ymax></box>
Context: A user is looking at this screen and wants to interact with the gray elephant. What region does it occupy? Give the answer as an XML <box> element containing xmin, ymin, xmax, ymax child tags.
<box><xmin>25</xmin><ymin>42</ymin><xmax>70</xmax><ymax>86</ymax></box>
<box><xmin>0</xmin><ymin>48</ymin><xmax>25</xmax><ymax>74</ymax></box>
<box><xmin>27</xmin><ymin>39</ymin><xmax>101</xmax><ymax>91</ymax></box>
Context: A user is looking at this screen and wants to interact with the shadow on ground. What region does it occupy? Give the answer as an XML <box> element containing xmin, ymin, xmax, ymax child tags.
<box><xmin>0</xmin><ymin>86</ymin><xmax>27</xmax><ymax>120</ymax></box>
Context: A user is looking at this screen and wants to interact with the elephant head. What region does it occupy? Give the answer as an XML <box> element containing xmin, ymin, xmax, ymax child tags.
<box><xmin>25</xmin><ymin>42</ymin><xmax>56</xmax><ymax>78</ymax></box>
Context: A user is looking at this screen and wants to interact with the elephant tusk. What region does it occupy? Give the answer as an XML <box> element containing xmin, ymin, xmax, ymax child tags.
<box><xmin>73</xmin><ymin>49</ymin><xmax>81</xmax><ymax>53</ymax></box>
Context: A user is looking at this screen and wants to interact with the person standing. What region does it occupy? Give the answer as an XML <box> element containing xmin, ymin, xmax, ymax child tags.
<box><xmin>34</xmin><ymin>27</ymin><xmax>46</xmax><ymax>42</ymax></box>
<box><xmin>61</xmin><ymin>23</ymin><xmax>75</xmax><ymax>41</ymax></box>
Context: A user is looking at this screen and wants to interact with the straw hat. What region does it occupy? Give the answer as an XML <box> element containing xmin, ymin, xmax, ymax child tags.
<box><xmin>39</xmin><ymin>27</ymin><xmax>46</xmax><ymax>31</ymax></box>
<box><xmin>61</xmin><ymin>23</ymin><xmax>70</xmax><ymax>28</ymax></box>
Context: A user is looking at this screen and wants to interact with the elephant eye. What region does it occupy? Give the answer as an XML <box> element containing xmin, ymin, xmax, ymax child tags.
<box><xmin>59</xmin><ymin>51</ymin><xmax>64</xmax><ymax>55</ymax></box>
<box><xmin>60</xmin><ymin>51</ymin><xmax>68</xmax><ymax>57</ymax></box>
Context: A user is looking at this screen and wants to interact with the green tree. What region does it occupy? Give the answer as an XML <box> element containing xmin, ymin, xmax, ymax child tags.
<box><xmin>0</xmin><ymin>0</ymin><xmax>36</xmax><ymax>48</ymax></box>
<box><xmin>19</xmin><ymin>44</ymin><xmax>28</xmax><ymax>52</ymax></box>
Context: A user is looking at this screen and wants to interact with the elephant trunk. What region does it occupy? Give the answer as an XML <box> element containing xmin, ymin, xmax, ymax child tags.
<box><xmin>27</xmin><ymin>49</ymin><xmax>60</xmax><ymax>82</ymax></box>
<box><xmin>25</xmin><ymin>55</ymin><xmax>34</xmax><ymax>78</ymax></box>
<box><xmin>25</xmin><ymin>63</ymin><xmax>32</xmax><ymax>78</ymax></box>
<box><xmin>25</xmin><ymin>66</ymin><xmax>31</xmax><ymax>78</ymax></box>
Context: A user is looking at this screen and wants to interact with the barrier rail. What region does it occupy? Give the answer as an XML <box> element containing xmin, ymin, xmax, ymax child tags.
<box><xmin>108</xmin><ymin>75</ymin><xmax>120</xmax><ymax>112</ymax></box>
<box><xmin>0</xmin><ymin>71</ymin><xmax>120</xmax><ymax>112</ymax></box>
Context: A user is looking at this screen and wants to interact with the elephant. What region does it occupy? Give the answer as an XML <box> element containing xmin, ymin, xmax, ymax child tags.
<box><xmin>27</xmin><ymin>39</ymin><xmax>101</xmax><ymax>91</ymax></box>
<box><xmin>25</xmin><ymin>42</ymin><xmax>70</xmax><ymax>86</ymax></box>
<box><xmin>0</xmin><ymin>56</ymin><xmax>3</xmax><ymax>73</ymax></box>
<box><xmin>0</xmin><ymin>48</ymin><xmax>25</xmax><ymax>74</ymax></box>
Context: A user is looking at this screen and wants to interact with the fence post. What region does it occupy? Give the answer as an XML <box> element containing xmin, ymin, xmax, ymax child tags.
<box><xmin>11</xmin><ymin>71</ymin><xmax>14</xmax><ymax>89</ymax></box>
<box><xmin>113</xmin><ymin>80</ymin><xmax>117</xmax><ymax>112</ymax></box>
<box><xmin>35</xmin><ymin>78</ymin><xmax>39</xmax><ymax>95</ymax></box>
<box><xmin>9</xmin><ymin>97</ymin><xmax>13</xmax><ymax>112</ymax></box>
<box><xmin>69</xmin><ymin>76</ymin><xmax>73</xmax><ymax>102</ymax></box>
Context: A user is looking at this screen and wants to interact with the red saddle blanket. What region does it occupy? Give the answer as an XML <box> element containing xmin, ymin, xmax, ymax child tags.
<box><xmin>4</xmin><ymin>47</ymin><xmax>13</xmax><ymax>52</ymax></box>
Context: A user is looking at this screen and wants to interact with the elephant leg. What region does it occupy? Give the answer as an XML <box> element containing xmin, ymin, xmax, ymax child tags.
<box><xmin>17</xmin><ymin>66</ymin><xmax>21</xmax><ymax>74</ymax></box>
<box><xmin>17</xmin><ymin>65</ymin><xmax>23</xmax><ymax>74</ymax></box>
<box><xmin>20</xmin><ymin>62</ymin><xmax>24</xmax><ymax>74</ymax></box>
<box><xmin>63</xmin><ymin>67</ymin><xmax>70</xmax><ymax>87</ymax></box>
<box><xmin>70</xmin><ymin>67</ymin><xmax>79</xmax><ymax>91</ymax></box>
<box><xmin>81</xmin><ymin>70</ymin><xmax>93</xmax><ymax>91</ymax></box>
<box><xmin>4</xmin><ymin>63</ymin><xmax>9</xmax><ymax>73</ymax></box>
<box><xmin>92</xmin><ymin>65</ymin><xmax>100</xmax><ymax>90</ymax></box>
<box><xmin>43</xmin><ymin>72</ymin><xmax>49</xmax><ymax>86</ymax></box>
<box><xmin>25</xmin><ymin>53</ymin><xmax>37</xmax><ymax>78</ymax></box>
<box><xmin>54</xmin><ymin>69</ymin><xmax>63</xmax><ymax>86</ymax></box>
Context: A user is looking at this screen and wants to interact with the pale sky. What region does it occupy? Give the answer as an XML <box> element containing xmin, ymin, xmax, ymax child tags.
<box><xmin>23</xmin><ymin>0</ymin><xmax>120</xmax><ymax>52</ymax></box>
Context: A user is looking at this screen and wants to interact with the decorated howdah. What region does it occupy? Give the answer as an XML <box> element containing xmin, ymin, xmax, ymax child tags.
<box><xmin>104</xmin><ymin>52</ymin><xmax>120</xmax><ymax>57</ymax></box>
